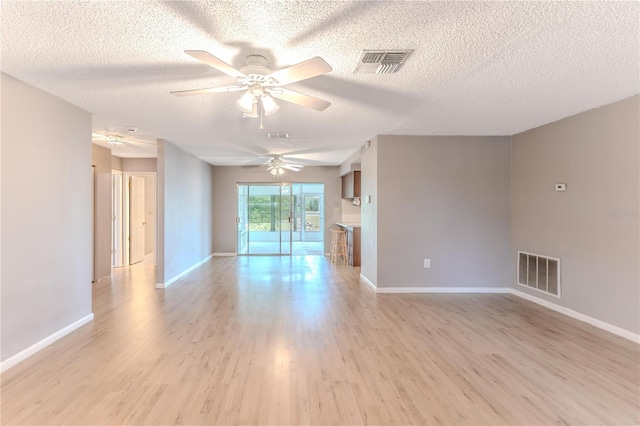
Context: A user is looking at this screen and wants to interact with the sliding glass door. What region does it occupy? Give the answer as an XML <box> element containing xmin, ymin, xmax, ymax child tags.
<box><xmin>237</xmin><ymin>183</ymin><xmax>292</xmax><ymax>255</ymax></box>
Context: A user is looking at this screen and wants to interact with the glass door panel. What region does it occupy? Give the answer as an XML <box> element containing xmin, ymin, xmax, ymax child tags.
<box><xmin>280</xmin><ymin>184</ymin><xmax>292</xmax><ymax>255</ymax></box>
<box><xmin>237</xmin><ymin>185</ymin><xmax>248</xmax><ymax>255</ymax></box>
<box><xmin>237</xmin><ymin>183</ymin><xmax>292</xmax><ymax>255</ymax></box>
<box><xmin>291</xmin><ymin>184</ymin><xmax>324</xmax><ymax>255</ymax></box>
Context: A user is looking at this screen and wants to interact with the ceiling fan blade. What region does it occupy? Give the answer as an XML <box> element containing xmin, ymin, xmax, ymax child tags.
<box><xmin>128</xmin><ymin>139</ymin><xmax>157</xmax><ymax>146</ymax></box>
<box><xmin>282</xmin><ymin>165</ymin><xmax>303</xmax><ymax>171</ymax></box>
<box><xmin>170</xmin><ymin>86</ymin><xmax>246</xmax><ymax>97</ymax></box>
<box><xmin>266</xmin><ymin>57</ymin><xmax>332</xmax><ymax>85</ymax></box>
<box><xmin>269</xmin><ymin>88</ymin><xmax>331</xmax><ymax>111</ymax></box>
<box><xmin>184</xmin><ymin>50</ymin><xmax>248</xmax><ymax>80</ymax></box>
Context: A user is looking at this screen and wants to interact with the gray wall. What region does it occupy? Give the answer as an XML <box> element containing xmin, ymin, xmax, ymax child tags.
<box><xmin>365</xmin><ymin>135</ymin><xmax>512</xmax><ymax>289</ymax></box>
<box><xmin>512</xmin><ymin>95</ymin><xmax>640</xmax><ymax>334</ymax></box>
<box><xmin>339</xmin><ymin>149</ymin><xmax>362</xmax><ymax>176</ymax></box>
<box><xmin>1</xmin><ymin>73</ymin><xmax>93</xmax><ymax>361</ymax></box>
<box><xmin>92</xmin><ymin>144</ymin><xmax>112</xmax><ymax>281</ymax></box>
<box><xmin>157</xmin><ymin>140</ymin><xmax>214</xmax><ymax>284</ymax></box>
<box><xmin>361</xmin><ymin>137</ymin><xmax>379</xmax><ymax>285</ymax></box>
<box><xmin>211</xmin><ymin>166</ymin><xmax>342</xmax><ymax>254</ymax></box>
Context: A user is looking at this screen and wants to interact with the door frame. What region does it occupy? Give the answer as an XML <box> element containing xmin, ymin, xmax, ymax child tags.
<box><xmin>112</xmin><ymin>170</ymin><xmax>124</xmax><ymax>267</ymax></box>
<box><xmin>123</xmin><ymin>172</ymin><xmax>157</xmax><ymax>266</ymax></box>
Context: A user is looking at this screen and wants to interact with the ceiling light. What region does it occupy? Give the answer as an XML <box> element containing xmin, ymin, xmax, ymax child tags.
<box><xmin>107</xmin><ymin>135</ymin><xmax>124</xmax><ymax>145</ymax></box>
<box><xmin>236</xmin><ymin>90</ymin><xmax>255</xmax><ymax>113</ymax></box>
<box><xmin>270</xmin><ymin>166</ymin><xmax>285</xmax><ymax>176</ymax></box>
<box><xmin>261</xmin><ymin>94</ymin><xmax>280</xmax><ymax>116</ymax></box>
<box><xmin>243</xmin><ymin>102</ymin><xmax>258</xmax><ymax>118</ymax></box>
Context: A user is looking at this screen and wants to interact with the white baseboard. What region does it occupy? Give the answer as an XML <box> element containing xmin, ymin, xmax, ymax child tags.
<box><xmin>510</xmin><ymin>289</ymin><xmax>640</xmax><ymax>344</ymax></box>
<box><xmin>212</xmin><ymin>253</ymin><xmax>237</xmax><ymax>257</ymax></box>
<box><xmin>375</xmin><ymin>286</ymin><xmax>510</xmax><ymax>294</ymax></box>
<box><xmin>360</xmin><ymin>273</ymin><xmax>376</xmax><ymax>291</ymax></box>
<box><xmin>156</xmin><ymin>254</ymin><xmax>214</xmax><ymax>289</ymax></box>
<box><xmin>0</xmin><ymin>313</ymin><xmax>94</xmax><ymax>373</ymax></box>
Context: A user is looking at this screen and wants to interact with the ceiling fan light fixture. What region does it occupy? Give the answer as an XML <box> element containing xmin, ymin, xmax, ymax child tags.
<box><xmin>270</xmin><ymin>166</ymin><xmax>285</xmax><ymax>176</ymax></box>
<box><xmin>236</xmin><ymin>90</ymin><xmax>255</xmax><ymax>113</ymax></box>
<box><xmin>107</xmin><ymin>135</ymin><xmax>124</xmax><ymax>145</ymax></box>
<box><xmin>261</xmin><ymin>94</ymin><xmax>280</xmax><ymax>116</ymax></box>
<box><xmin>243</xmin><ymin>102</ymin><xmax>259</xmax><ymax>118</ymax></box>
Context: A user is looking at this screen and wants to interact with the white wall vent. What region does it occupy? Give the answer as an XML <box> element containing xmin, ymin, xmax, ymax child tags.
<box><xmin>517</xmin><ymin>251</ymin><xmax>561</xmax><ymax>297</ymax></box>
<box><xmin>354</xmin><ymin>50</ymin><xmax>413</xmax><ymax>74</ymax></box>
<box><xmin>267</xmin><ymin>132</ymin><xmax>289</xmax><ymax>139</ymax></box>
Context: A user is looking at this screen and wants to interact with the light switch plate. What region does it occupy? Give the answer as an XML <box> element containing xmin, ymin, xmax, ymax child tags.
<box><xmin>555</xmin><ymin>183</ymin><xmax>567</xmax><ymax>192</ymax></box>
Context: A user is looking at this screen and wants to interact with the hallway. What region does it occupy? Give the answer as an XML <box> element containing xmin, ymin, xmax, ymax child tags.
<box><xmin>1</xmin><ymin>256</ymin><xmax>638</xmax><ymax>425</ymax></box>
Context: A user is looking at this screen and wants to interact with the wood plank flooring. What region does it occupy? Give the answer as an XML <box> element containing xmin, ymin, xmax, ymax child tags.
<box><xmin>1</xmin><ymin>256</ymin><xmax>638</xmax><ymax>425</ymax></box>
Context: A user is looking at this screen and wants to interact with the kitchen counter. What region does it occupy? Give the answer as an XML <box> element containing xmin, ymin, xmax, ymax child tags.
<box><xmin>336</xmin><ymin>222</ymin><xmax>361</xmax><ymax>229</ymax></box>
<box><xmin>336</xmin><ymin>223</ymin><xmax>361</xmax><ymax>266</ymax></box>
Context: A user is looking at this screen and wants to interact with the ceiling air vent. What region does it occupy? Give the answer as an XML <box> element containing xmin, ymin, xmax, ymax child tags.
<box><xmin>354</xmin><ymin>50</ymin><xmax>412</xmax><ymax>74</ymax></box>
<box><xmin>267</xmin><ymin>132</ymin><xmax>289</xmax><ymax>139</ymax></box>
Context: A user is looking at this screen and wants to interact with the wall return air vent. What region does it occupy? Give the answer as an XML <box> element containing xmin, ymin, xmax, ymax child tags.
<box><xmin>354</xmin><ymin>50</ymin><xmax>412</xmax><ymax>74</ymax></box>
<box><xmin>517</xmin><ymin>251</ymin><xmax>561</xmax><ymax>297</ymax></box>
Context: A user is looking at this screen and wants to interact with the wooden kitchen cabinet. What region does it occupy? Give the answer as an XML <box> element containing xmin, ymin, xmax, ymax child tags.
<box><xmin>341</xmin><ymin>171</ymin><xmax>361</xmax><ymax>199</ymax></box>
<box><xmin>348</xmin><ymin>227</ymin><xmax>361</xmax><ymax>267</ymax></box>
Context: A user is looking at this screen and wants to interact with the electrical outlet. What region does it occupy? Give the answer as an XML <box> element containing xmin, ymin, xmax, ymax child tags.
<box><xmin>424</xmin><ymin>259</ymin><xmax>431</xmax><ymax>268</ymax></box>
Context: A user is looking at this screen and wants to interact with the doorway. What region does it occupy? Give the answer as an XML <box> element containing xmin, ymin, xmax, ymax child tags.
<box><xmin>237</xmin><ymin>183</ymin><xmax>292</xmax><ymax>255</ymax></box>
<box><xmin>237</xmin><ymin>183</ymin><xmax>324</xmax><ymax>256</ymax></box>
<box><xmin>111</xmin><ymin>170</ymin><xmax>123</xmax><ymax>267</ymax></box>
<box><xmin>114</xmin><ymin>172</ymin><xmax>156</xmax><ymax>266</ymax></box>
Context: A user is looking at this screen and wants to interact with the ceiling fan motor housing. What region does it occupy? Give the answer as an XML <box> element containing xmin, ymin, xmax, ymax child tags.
<box><xmin>239</xmin><ymin>54</ymin><xmax>273</xmax><ymax>85</ymax></box>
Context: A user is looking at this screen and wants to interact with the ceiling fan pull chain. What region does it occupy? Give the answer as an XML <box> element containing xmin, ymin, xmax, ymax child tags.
<box><xmin>259</xmin><ymin>98</ymin><xmax>264</xmax><ymax>130</ymax></box>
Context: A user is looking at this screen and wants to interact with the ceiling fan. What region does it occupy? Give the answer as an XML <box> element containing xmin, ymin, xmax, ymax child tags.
<box><xmin>266</xmin><ymin>156</ymin><xmax>303</xmax><ymax>176</ymax></box>
<box><xmin>171</xmin><ymin>51</ymin><xmax>332</xmax><ymax>124</ymax></box>
<box><xmin>92</xmin><ymin>132</ymin><xmax>155</xmax><ymax>147</ymax></box>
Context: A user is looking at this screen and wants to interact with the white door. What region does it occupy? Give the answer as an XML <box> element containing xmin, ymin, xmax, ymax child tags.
<box><xmin>129</xmin><ymin>176</ymin><xmax>145</xmax><ymax>264</ymax></box>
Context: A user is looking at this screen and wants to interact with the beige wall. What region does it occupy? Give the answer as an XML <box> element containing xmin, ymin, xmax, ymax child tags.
<box><xmin>122</xmin><ymin>157</ymin><xmax>156</xmax><ymax>173</ymax></box>
<box><xmin>1</xmin><ymin>73</ymin><xmax>93</xmax><ymax>362</ymax></box>
<box><xmin>365</xmin><ymin>135</ymin><xmax>512</xmax><ymax>289</ymax></box>
<box><xmin>111</xmin><ymin>155</ymin><xmax>122</xmax><ymax>171</ymax></box>
<box><xmin>157</xmin><ymin>140</ymin><xmax>214</xmax><ymax>285</ymax></box>
<box><xmin>211</xmin><ymin>166</ymin><xmax>342</xmax><ymax>254</ymax></box>
<box><xmin>512</xmin><ymin>95</ymin><xmax>640</xmax><ymax>334</ymax></box>
<box><xmin>92</xmin><ymin>144</ymin><xmax>112</xmax><ymax>281</ymax></box>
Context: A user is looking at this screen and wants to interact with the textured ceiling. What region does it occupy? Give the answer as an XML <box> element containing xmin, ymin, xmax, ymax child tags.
<box><xmin>2</xmin><ymin>1</ymin><xmax>638</xmax><ymax>164</ymax></box>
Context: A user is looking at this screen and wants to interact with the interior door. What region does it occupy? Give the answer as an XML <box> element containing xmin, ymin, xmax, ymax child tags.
<box><xmin>129</xmin><ymin>176</ymin><xmax>145</xmax><ymax>264</ymax></box>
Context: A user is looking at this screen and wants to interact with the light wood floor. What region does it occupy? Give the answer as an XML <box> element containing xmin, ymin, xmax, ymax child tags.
<box><xmin>1</xmin><ymin>256</ymin><xmax>638</xmax><ymax>425</ymax></box>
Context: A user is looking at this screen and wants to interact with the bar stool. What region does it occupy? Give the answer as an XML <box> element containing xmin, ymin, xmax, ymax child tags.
<box><xmin>330</xmin><ymin>229</ymin><xmax>349</xmax><ymax>264</ymax></box>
